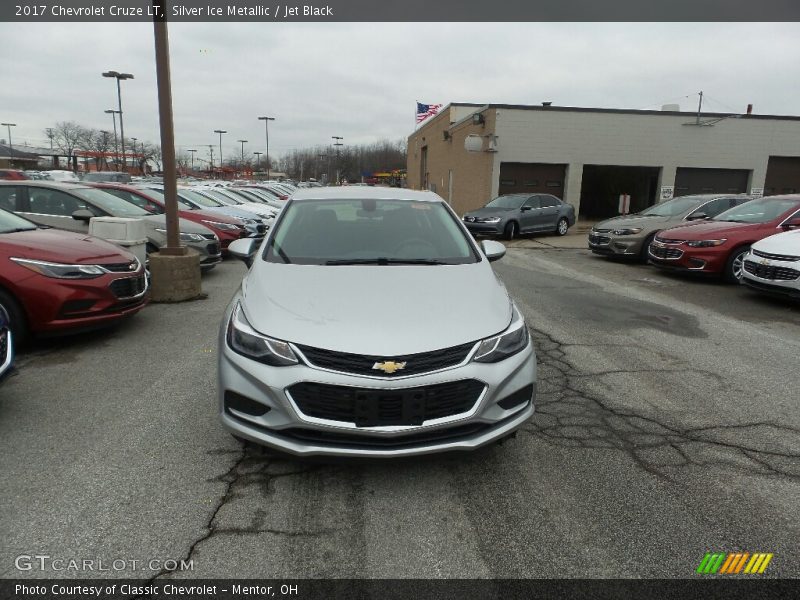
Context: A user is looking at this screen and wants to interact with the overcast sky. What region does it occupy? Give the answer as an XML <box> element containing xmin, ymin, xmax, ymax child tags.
<box><xmin>1</xmin><ymin>22</ymin><xmax>799</xmax><ymax>162</ymax></box>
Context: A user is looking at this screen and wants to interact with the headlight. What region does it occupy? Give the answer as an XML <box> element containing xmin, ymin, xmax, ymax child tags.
<box><xmin>10</xmin><ymin>257</ymin><xmax>106</xmax><ymax>279</ymax></box>
<box><xmin>612</xmin><ymin>228</ymin><xmax>642</xmax><ymax>235</ymax></box>
<box><xmin>227</xmin><ymin>302</ymin><xmax>298</xmax><ymax>366</ymax></box>
<box><xmin>202</xmin><ymin>220</ymin><xmax>242</xmax><ymax>231</ymax></box>
<box><xmin>478</xmin><ymin>217</ymin><xmax>502</xmax><ymax>224</ymax></box>
<box><xmin>472</xmin><ymin>308</ymin><xmax>529</xmax><ymax>363</ymax></box>
<box><xmin>686</xmin><ymin>239</ymin><xmax>727</xmax><ymax>248</ymax></box>
<box><xmin>155</xmin><ymin>228</ymin><xmax>205</xmax><ymax>242</ymax></box>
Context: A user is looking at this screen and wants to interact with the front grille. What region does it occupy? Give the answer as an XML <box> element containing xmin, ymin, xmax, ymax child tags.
<box><xmin>593</xmin><ymin>228</ymin><xmax>611</xmax><ymax>233</ymax></box>
<box><xmin>289</xmin><ymin>379</ymin><xmax>486</xmax><ymax>427</ymax></box>
<box><xmin>256</xmin><ymin>224</ymin><xmax>267</xmax><ymax>234</ymax></box>
<box><xmin>752</xmin><ymin>249</ymin><xmax>799</xmax><ymax>262</ymax></box>
<box><xmin>743</xmin><ymin>260</ymin><xmax>800</xmax><ymax>281</ymax></box>
<box><xmin>655</xmin><ymin>237</ymin><xmax>685</xmax><ymax>245</ymax></box>
<box><xmin>649</xmin><ymin>245</ymin><xmax>683</xmax><ymax>259</ymax></box>
<box><xmin>109</xmin><ymin>275</ymin><xmax>146</xmax><ymax>299</ymax></box>
<box><xmin>295</xmin><ymin>341</ymin><xmax>476</xmax><ymax>377</ymax></box>
<box><xmin>200</xmin><ymin>233</ymin><xmax>216</xmax><ymax>240</ymax></box>
<box><xmin>589</xmin><ymin>233</ymin><xmax>611</xmax><ymax>245</ymax></box>
<box><xmin>206</xmin><ymin>242</ymin><xmax>220</xmax><ymax>255</ymax></box>
<box><xmin>464</xmin><ymin>216</ymin><xmax>476</xmax><ymax>222</ymax></box>
<box><xmin>100</xmin><ymin>261</ymin><xmax>139</xmax><ymax>273</ymax></box>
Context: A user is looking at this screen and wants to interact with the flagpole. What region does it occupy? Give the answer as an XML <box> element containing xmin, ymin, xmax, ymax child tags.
<box><xmin>414</xmin><ymin>100</ymin><xmax>418</xmax><ymax>131</ymax></box>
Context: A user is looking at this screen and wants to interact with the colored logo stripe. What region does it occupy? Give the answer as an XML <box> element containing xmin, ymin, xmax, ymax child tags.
<box><xmin>697</xmin><ymin>552</ymin><xmax>773</xmax><ymax>575</ymax></box>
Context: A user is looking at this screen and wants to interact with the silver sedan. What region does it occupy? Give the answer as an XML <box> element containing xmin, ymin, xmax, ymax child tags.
<box><xmin>218</xmin><ymin>187</ymin><xmax>536</xmax><ymax>457</ymax></box>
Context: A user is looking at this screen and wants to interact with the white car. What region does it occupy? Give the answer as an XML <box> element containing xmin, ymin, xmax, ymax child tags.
<box><xmin>741</xmin><ymin>229</ymin><xmax>800</xmax><ymax>299</ymax></box>
<box><xmin>46</xmin><ymin>170</ymin><xmax>81</xmax><ymax>182</ymax></box>
<box><xmin>192</xmin><ymin>187</ymin><xmax>278</xmax><ymax>221</ymax></box>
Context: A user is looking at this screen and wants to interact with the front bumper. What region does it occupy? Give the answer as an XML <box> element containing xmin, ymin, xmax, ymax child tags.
<box><xmin>218</xmin><ymin>301</ymin><xmax>536</xmax><ymax>458</ymax></box>
<box><xmin>741</xmin><ymin>255</ymin><xmax>800</xmax><ymax>298</ymax></box>
<box><xmin>463</xmin><ymin>221</ymin><xmax>504</xmax><ymax>236</ymax></box>
<box><xmin>588</xmin><ymin>232</ymin><xmax>646</xmax><ymax>257</ymax></box>
<box><xmin>647</xmin><ymin>241</ymin><xmax>726</xmax><ymax>275</ymax></box>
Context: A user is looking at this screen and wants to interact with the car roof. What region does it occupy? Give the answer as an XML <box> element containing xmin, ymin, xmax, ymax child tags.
<box><xmin>290</xmin><ymin>187</ymin><xmax>443</xmax><ymax>203</ymax></box>
<box><xmin>0</xmin><ymin>180</ymin><xmax>91</xmax><ymax>190</ymax></box>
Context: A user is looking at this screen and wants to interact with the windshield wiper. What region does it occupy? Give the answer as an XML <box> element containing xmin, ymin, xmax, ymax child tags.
<box><xmin>2</xmin><ymin>227</ymin><xmax>38</xmax><ymax>233</ymax></box>
<box><xmin>326</xmin><ymin>258</ymin><xmax>450</xmax><ymax>266</ymax></box>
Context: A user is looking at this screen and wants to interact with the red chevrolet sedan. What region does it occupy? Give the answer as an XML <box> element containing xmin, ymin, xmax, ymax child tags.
<box><xmin>648</xmin><ymin>195</ymin><xmax>800</xmax><ymax>282</ymax></box>
<box><xmin>0</xmin><ymin>208</ymin><xmax>147</xmax><ymax>344</ymax></box>
<box><xmin>88</xmin><ymin>183</ymin><xmax>250</xmax><ymax>253</ymax></box>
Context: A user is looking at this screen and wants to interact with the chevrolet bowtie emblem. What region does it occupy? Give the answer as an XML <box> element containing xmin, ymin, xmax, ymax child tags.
<box><xmin>372</xmin><ymin>360</ymin><xmax>407</xmax><ymax>374</ymax></box>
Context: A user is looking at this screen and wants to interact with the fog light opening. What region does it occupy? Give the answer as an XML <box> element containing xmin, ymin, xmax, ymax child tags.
<box><xmin>497</xmin><ymin>384</ymin><xmax>534</xmax><ymax>410</ymax></box>
<box><xmin>224</xmin><ymin>391</ymin><xmax>271</xmax><ymax>416</ymax></box>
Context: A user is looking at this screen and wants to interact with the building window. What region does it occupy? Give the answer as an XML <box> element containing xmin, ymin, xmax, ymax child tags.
<box><xmin>546</xmin><ymin>180</ymin><xmax>561</xmax><ymax>188</ymax></box>
<box><xmin>500</xmin><ymin>179</ymin><xmax>516</xmax><ymax>186</ymax></box>
<box><xmin>523</xmin><ymin>180</ymin><xmax>539</xmax><ymax>187</ymax></box>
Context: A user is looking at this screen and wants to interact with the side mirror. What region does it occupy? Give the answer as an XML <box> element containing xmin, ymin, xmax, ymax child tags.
<box><xmin>520</xmin><ymin>206</ymin><xmax>532</xmax><ymax>212</ymax></box>
<box><xmin>686</xmin><ymin>212</ymin><xmax>708</xmax><ymax>221</ymax></box>
<box><xmin>71</xmin><ymin>209</ymin><xmax>94</xmax><ymax>222</ymax></box>
<box><xmin>227</xmin><ymin>237</ymin><xmax>259</xmax><ymax>267</ymax></box>
<box><xmin>480</xmin><ymin>239</ymin><xmax>506</xmax><ymax>262</ymax></box>
<box><xmin>783</xmin><ymin>217</ymin><xmax>800</xmax><ymax>229</ymax></box>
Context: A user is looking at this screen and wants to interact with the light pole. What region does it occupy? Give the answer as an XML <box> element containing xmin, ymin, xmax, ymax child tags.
<box><xmin>213</xmin><ymin>129</ymin><xmax>226</xmax><ymax>178</ymax></box>
<box><xmin>206</xmin><ymin>144</ymin><xmax>214</xmax><ymax>176</ymax></box>
<box><xmin>332</xmin><ymin>136</ymin><xmax>343</xmax><ymax>184</ymax></box>
<box><xmin>104</xmin><ymin>109</ymin><xmax>120</xmax><ymax>170</ymax></box>
<box><xmin>317</xmin><ymin>153</ymin><xmax>327</xmax><ymax>182</ymax></box>
<box><xmin>187</xmin><ymin>149</ymin><xmax>197</xmax><ymax>173</ymax></box>
<box><xmin>130</xmin><ymin>137</ymin><xmax>138</xmax><ymax>173</ymax></box>
<box><xmin>237</xmin><ymin>139</ymin><xmax>247</xmax><ymax>173</ymax></box>
<box><xmin>99</xmin><ymin>130</ymin><xmax>111</xmax><ymax>169</ymax></box>
<box><xmin>257</xmin><ymin>116</ymin><xmax>275</xmax><ymax>180</ymax></box>
<box><xmin>253</xmin><ymin>151</ymin><xmax>263</xmax><ymax>172</ymax></box>
<box><xmin>102</xmin><ymin>71</ymin><xmax>134</xmax><ymax>172</ymax></box>
<box><xmin>2</xmin><ymin>123</ymin><xmax>16</xmax><ymax>164</ymax></box>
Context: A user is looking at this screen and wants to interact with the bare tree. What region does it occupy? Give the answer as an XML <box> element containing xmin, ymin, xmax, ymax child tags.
<box><xmin>48</xmin><ymin>121</ymin><xmax>86</xmax><ymax>170</ymax></box>
<box><xmin>142</xmin><ymin>143</ymin><xmax>162</xmax><ymax>172</ymax></box>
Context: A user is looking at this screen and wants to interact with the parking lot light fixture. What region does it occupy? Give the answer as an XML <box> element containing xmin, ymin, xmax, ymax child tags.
<box><xmin>102</xmin><ymin>71</ymin><xmax>134</xmax><ymax>172</ymax></box>
<box><xmin>237</xmin><ymin>139</ymin><xmax>248</xmax><ymax>172</ymax></box>
<box><xmin>187</xmin><ymin>148</ymin><xmax>197</xmax><ymax>172</ymax></box>
<box><xmin>104</xmin><ymin>110</ymin><xmax>120</xmax><ymax>169</ymax></box>
<box><xmin>2</xmin><ymin>123</ymin><xmax>17</xmax><ymax>160</ymax></box>
<box><xmin>214</xmin><ymin>129</ymin><xmax>227</xmax><ymax>177</ymax></box>
<box><xmin>257</xmin><ymin>116</ymin><xmax>275</xmax><ymax>180</ymax></box>
<box><xmin>332</xmin><ymin>136</ymin><xmax>343</xmax><ymax>184</ymax></box>
<box><xmin>253</xmin><ymin>151</ymin><xmax>263</xmax><ymax>171</ymax></box>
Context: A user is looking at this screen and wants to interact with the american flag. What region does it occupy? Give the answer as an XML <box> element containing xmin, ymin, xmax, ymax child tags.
<box><xmin>416</xmin><ymin>102</ymin><xmax>443</xmax><ymax>124</ymax></box>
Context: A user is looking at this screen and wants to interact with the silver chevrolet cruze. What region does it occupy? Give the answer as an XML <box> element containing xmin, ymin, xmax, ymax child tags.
<box><xmin>218</xmin><ymin>187</ymin><xmax>536</xmax><ymax>457</ymax></box>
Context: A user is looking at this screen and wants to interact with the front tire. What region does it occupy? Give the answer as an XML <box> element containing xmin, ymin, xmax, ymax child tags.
<box><xmin>0</xmin><ymin>288</ymin><xmax>28</xmax><ymax>347</ymax></box>
<box><xmin>639</xmin><ymin>232</ymin><xmax>657</xmax><ymax>263</ymax></box>
<box><xmin>555</xmin><ymin>217</ymin><xmax>569</xmax><ymax>236</ymax></box>
<box><xmin>724</xmin><ymin>246</ymin><xmax>750</xmax><ymax>284</ymax></box>
<box><xmin>504</xmin><ymin>221</ymin><xmax>518</xmax><ymax>241</ymax></box>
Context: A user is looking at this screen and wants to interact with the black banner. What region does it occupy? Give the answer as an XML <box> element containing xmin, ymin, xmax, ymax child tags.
<box><xmin>2</xmin><ymin>579</ymin><xmax>799</xmax><ymax>600</ymax></box>
<box><xmin>1</xmin><ymin>0</ymin><xmax>800</xmax><ymax>22</ymax></box>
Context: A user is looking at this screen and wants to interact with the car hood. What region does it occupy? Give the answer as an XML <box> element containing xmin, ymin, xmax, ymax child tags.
<box><xmin>141</xmin><ymin>214</ymin><xmax>214</xmax><ymax>235</ymax></box>
<box><xmin>206</xmin><ymin>206</ymin><xmax>262</xmax><ymax>221</ymax></box>
<box><xmin>594</xmin><ymin>215</ymin><xmax>669</xmax><ymax>230</ymax></box>
<box><xmin>752</xmin><ymin>229</ymin><xmax>800</xmax><ymax>255</ymax></box>
<box><xmin>180</xmin><ymin>209</ymin><xmax>241</xmax><ymax>225</ymax></box>
<box><xmin>464</xmin><ymin>207</ymin><xmax>515</xmax><ymax>217</ymax></box>
<box><xmin>2</xmin><ymin>228</ymin><xmax>134</xmax><ymax>264</ymax></box>
<box><xmin>659</xmin><ymin>220</ymin><xmax>764</xmax><ymax>240</ymax></box>
<box><xmin>241</xmin><ymin>262</ymin><xmax>512</xmax><ymax>355</ymax></box>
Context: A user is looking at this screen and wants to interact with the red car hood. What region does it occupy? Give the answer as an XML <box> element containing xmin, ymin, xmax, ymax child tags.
<box><xmin>180</xmin><ymin>208</ymin><xmax>241</xmax><ymax>224</ymax></box>
<box><xmin>1</xmin><ymin>228</ymin><xmax>134</xmax><ymax>264</ymax></box>
<box><xmin>660</xmin><ymin>220</ymin><xmax>766</xmax><ymax>241</ymax></box>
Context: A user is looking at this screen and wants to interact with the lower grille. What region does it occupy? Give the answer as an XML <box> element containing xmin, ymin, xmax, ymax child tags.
<box><xmin>743</xmin><ymin>260</ymin><xmax>800</xmax><ymax>281</ymax></box>
<box><xmin>206</xmin><ymin>242</ymin><xmax>220</xmax><ymax>255</ymax></box>
<box><xmin>589</xmin><ymin>233</ymin><xmax>611</xmax><ymax>245</ymax></box>
<box><xmin>109</xmin><ymin>275</ymin><xmax>146</xmax><ymax>299</ymax></box>
<box><xmin>289</xmin><ymin>379</ymin><xmax>485</xmax><ymax>427</ymax></box>
<box><xmin>650</xmin><ymin>245</ymin><xmax>683</xmax><ymax>259</ymax></box>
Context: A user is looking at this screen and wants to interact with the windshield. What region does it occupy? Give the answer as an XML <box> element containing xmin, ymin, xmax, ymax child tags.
<box><xmin>133</xmin><ymin>187</ymin><xmax>193</xmax><ymax>210</ymax></box>
<box><xmin>199</xmin><ymin>189</ymin><xmax>241</xmax><ymax>206</ymax></box>
<box><xmin>639</xmin><ymin>196</ymin><xmax>706</xmax><ymax>217</ymax></box>
<box><xmin>73</xmin><ymin>187</ymin><xmax>150</xmax><ymax>217</ymax></box>
<box><xmin>712</xmin><ymin>198</ymin><xmax>800</xmax><ymax>224</ymax></box>
<box><xmin>485</xmin><ymin>195</ymin><xmax>526</xmax><ymax>209</ymax></box>
<box><xmin>178</xmin><ymin>189</ymin><xmax>223</xmax><ymax>208</ymax></box>
<box><xmin>0</xmin><ymin>208</ymin><xmax>37</xmax><ymax>233</ymax></box>
<box><xmin>265</xmin><ymin>198</ymin><xmax>478</xmax><ymax>265</ymax></box>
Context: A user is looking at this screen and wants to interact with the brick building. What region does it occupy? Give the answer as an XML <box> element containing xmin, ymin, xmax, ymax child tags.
<box><xmin>407</xmin><ymin>103</ymin><xmax>800</xmax><ymax>221</ymax></box>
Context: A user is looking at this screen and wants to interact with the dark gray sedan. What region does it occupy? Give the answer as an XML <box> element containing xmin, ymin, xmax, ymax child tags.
<box><xmin>463</xmin><ymin>193</ymin><xmax>576</xmax><ymax>240</ymax></box>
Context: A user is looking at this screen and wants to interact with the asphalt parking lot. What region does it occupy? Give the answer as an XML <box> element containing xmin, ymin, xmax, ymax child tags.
<box><xmin>2</xmin><ymin>244</ymin><xmax>799</xmax><ymax>579</ymax></box>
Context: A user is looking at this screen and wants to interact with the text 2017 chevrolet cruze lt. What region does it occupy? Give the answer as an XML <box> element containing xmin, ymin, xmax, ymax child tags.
<box><xmin>218</xmin><ymin>187</ymin><xmax>536</xmax><ymax>457</ymax></box>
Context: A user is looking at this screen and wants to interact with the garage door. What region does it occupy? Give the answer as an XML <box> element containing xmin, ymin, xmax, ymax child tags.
<box><xmin>498</xmin><ymin>163</ymin><xmax>566</xmax><ymax>198</ymax></box>
<box><xmin>764</xmin><ymin>156</ymin><xmax>800</xmax><ymax>196</ymax></box>
<box><xmin>674</xmin><ymin>168</ymin><xmax>749</xmax><ymax>197</ymax></box>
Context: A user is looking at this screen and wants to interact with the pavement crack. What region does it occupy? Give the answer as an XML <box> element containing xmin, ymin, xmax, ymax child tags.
<box><xmin>525</xmin><ymin>326</ymin><xmax>800</xmax><ymax>481</ymax></box>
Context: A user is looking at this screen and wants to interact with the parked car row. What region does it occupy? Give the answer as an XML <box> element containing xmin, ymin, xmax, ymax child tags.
<box><xmin>589</xmin><ymin>194</ymin><xmax>800</xmax><ymax>299</ymax></box>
